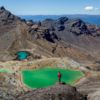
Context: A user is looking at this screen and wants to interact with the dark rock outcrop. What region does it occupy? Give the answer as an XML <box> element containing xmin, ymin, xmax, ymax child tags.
<box><xmin>69</xmin><ymin>19</ymin><xmax>91</xmax><ymax>36</ymax></box>
<box><xmin>42</xmin><ymin>30</ymin><xmax>59</xmax><ymax>43</ymax></box>
<box><xmin>57</xmin><ymin>17</ymin><xmax>68</xmax><ymax>25</ymax></box>
<box><xmin>18</xmin><ymin>84</ymin><xmax>85</xmax><ymax>100</ymax></box>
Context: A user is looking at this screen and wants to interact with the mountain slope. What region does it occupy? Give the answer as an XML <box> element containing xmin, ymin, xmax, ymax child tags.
<box><xmin>0</xmin><ymin>7</ymin><xmax>100</xmax><ymax>65</ymax></box>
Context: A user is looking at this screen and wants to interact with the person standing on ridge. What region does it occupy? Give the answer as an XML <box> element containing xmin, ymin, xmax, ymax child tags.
<box><xmin>58</xmin><ymin>71</ymin><xmax>62</xmax><ymax>83</ymax></box>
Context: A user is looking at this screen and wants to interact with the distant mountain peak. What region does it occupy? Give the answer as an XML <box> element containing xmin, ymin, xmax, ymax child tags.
<box><xmin>0</xmin><ymin>6</ymin><xmax>5</xmax><ymax>10</ymax></box>
<box><xmin>0</xmin><ymin>6</ymin><xmax>21</xmax><ymax>26</ymax></box>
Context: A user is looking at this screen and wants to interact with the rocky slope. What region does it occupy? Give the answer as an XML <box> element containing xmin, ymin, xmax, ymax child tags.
<box><xmin>0</xmin><ymin>72</ymin><xmax>24</xmax><ymax>100</ymax></box>
<box><xmin>76</xmin><ymin>73</ymin><xmax>100</xmax><ymax>100</ymax></box>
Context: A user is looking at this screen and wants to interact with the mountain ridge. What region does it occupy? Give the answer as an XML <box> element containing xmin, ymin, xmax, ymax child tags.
<box><xmin>19</xmin><ymin>15</ymin><xmax>100</xmax><ymax>26</ymax></box>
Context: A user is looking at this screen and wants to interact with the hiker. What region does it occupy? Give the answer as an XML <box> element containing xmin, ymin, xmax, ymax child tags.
<box><xmin>58</xmin><ymin>71</ymin><xmax>62</xmax><ymax>83</ymax></box>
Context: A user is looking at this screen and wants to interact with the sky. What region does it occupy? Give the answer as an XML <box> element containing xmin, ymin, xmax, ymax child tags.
<box><xmin>0</xmin><ymin>0</ymin><xmax>99</xmax><ymax>15</ymax></box>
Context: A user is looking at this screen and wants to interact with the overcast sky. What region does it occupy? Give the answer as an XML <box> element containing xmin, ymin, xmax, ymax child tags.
<box><xmin>0</xmin><ymin>0</ymin><xmax>99</xmax><ymax>15</ymax></box>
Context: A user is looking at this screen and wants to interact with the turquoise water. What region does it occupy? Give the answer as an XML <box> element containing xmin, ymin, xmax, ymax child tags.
<box><xmin>16</xmin><ymin>51</ymin><xmax>30</xmax><ymax>60</ymax></box>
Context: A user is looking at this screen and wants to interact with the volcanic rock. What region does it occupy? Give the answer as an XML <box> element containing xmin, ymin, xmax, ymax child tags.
<box><xmin>18</xmin><ymin>83</ymin><xmax>85</xmax><ymax>100</ymax></box>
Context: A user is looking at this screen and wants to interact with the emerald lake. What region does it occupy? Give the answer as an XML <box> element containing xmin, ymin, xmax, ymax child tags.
<box><xmin>22</xmin><ymin>68</ymin><xmax>84</xmax><ymax>88</ymax></box>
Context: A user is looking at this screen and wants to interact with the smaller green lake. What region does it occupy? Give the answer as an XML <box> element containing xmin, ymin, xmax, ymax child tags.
<box><xmin>22</xmin><ymin>68</ymin><xmax>84</xmax><ymax>88</ymax></box>
<box><xmin>0</xmin><ymin>68</ymin><xmax>12</xmax><ymax>73</ymax></box>
<box><xmin>16</xmin><ymin>51</ymin><xmax>30</xmax><ymax>60</ymax></box>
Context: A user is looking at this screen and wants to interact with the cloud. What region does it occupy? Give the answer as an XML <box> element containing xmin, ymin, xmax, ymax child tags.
<box><xmin>84</xmin><ymin>6</ymin><xmax>94</xmax><ymax>11</ymax></box>
<box><xmin>84</xmin><ymin>6</ymin><xmax>99</xmax><ymax>12</ymax></box>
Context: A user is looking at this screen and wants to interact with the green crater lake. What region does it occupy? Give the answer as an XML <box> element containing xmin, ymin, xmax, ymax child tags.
<box><xmin>22</xmin><ymin>68</ymin><xmax>84</xmax><ymax>88</ymax></box>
